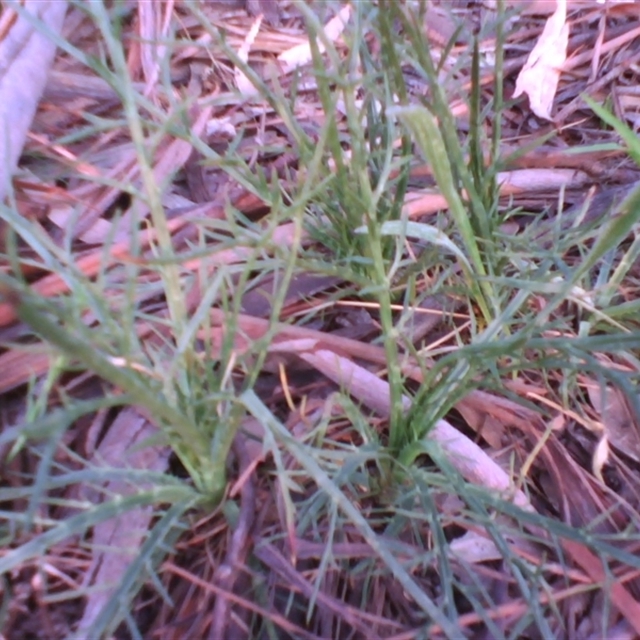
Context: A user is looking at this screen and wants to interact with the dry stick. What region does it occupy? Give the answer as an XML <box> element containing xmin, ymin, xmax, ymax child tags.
<box><xmin>297</xmin><ymin>350</ymin><xmax>640</xmax><ymax>632</ymax></box>
<box><xmin>163</xmin><ymin>563</ymin><xmax>320</xmax><ymax>640</ymax></box>
<box><xmin>562</xmin><ymin>23</ymin><xmax>640</xmax><ymax>72</ymax></box>
<box><xmin>208</xmin><ymin>308</ymin><xmax>543</xmax><ymax>430</ymax></box>
<box><xmin>554</xmin><ymin>48</ymin><xmax>640</xmax><ymax>123</ymax></box>
<box><xmin>561</xmin><ymin>539</ymin><xmax>640</xmax><ymax>636</ymax></box>
<box><xmin>389</xmin><ymin>576</ymin><xmax>623</xmax><ymax>639</ymax></box>
<box><xmin>208</xmin><ymin>436</ymin><xmax>256</xmax><ymax>640</ymax></box>
<box><xmin>253</xmin><ymin>541</ymin><xmax>401</xmax><ymax>636</ymax></box>
<box><xmin>297</xmin><ymin>348</ymin><xmax>534</xmax><ymax>512</ymax></box>
<box><xmin>292</xmin><ymin>345</ymin><xmax>640</xmax><ymax>631</ymax></box>
<box><xmin>0</xmin><ymin>215</ymin><xmax>189</xmax><ymax>327</ymax></box>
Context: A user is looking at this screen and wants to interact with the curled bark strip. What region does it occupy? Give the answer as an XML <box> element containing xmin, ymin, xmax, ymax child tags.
<box><xmin>76</xmin><ymin>409</ymin><xmax>171</xmax><ymax>634</ymax></box>
<box><xmin>0</xmin><ymin>1</ymin><xmax>67</xmax><ymax>201</ymax></box>
<box><xmin>209</xmin><ymin>436</ymin><xmax>256</xmax><ymax>640</ymax></box>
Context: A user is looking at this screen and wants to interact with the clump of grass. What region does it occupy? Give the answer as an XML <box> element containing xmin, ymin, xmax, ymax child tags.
<box><xmin>2</xmin><ymin>1</ymin><xmax>640</xmax><ymax>638</ymax></box>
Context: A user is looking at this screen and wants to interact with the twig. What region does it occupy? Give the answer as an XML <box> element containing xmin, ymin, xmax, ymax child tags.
<box><xmin>253</xmin><ymin>541</ymin><xmax>401</xmax><ymax>637</ymax></box>
<box><xmin>208</xmin><ymin>436</ymin><xmax>256</xmax><ymax>640</ymax></box>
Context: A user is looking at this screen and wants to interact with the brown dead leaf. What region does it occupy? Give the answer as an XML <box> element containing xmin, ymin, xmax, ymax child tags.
<box><xmin>587</xmin><ymin>383</ymin><xmax>640</xmax><ymax>463</ymax></box>
<box><xmin>456</xmin><ymin>401</ymin><xmax>505</xmax><ymax>449</ymax></box>
<box><xmin>561</xmin><ymin>537</ymin><xmax>640</xmax><ymax>636</ymax></box>
<box><xmin>0</xmin><ymin>343</ymin><xmax>55</xmax><ymax>394</ymax></box>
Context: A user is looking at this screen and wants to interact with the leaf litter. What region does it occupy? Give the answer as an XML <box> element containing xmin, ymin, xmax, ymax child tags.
<box><xmin>1</xmin><ymin>0</ymin><xmax>640</xmax><ymax>638</ymax></box>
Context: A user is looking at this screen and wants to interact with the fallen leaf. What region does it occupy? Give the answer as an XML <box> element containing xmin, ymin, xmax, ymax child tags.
<box><xmin>234</xmin><ymin>14</ymin><xmax>263</xmax><ymax>98</ymax></box>
<box><xmin>278</xmin><ymin>5</ymin><xmax>351</xmax><ymax>73</ymax></box>
<box><xmin>587</xmin><ymin>383</ymin><xmax>640</xmax><ymax>463</ymax></box>
<box><xmin>513</xmin><ymin>0</ymin><xmax>569</xmax><ymax>120</ymax></box>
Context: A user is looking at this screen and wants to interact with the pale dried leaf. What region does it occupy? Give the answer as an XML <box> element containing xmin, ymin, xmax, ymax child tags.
<box><xmin>449</xmin><ymin>531</ymin><xmax>503</xmax><ymax>563</ymax></box>
<box><xmin>592</xmin><ymin>434</ymin><xmax>610</xmax><ymax>483</ymax></box>
<box><xmin>234</xmin><ymin>14</ymin><xmax>263</xmax><ymax>97</ymax></box>
<box><xmin>277</xmin><ymin>4</ymin><xmax>351</xmax><ymax>73</ymax></box>
<box><xmin>513</xmin><ymin>0</ymin><xmax>568</xmax><ymax>120</ymax></box>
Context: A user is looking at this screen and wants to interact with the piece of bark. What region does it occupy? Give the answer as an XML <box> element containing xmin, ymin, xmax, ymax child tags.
<box><xmin>0</xmin><ymin>1</ymin><xmax>68</xmax><ymax>202</ymax></box>
<box><xmin>75</xmin><ymin>409</ymin><xmax>170</xmax><ymax>634</ymax></box>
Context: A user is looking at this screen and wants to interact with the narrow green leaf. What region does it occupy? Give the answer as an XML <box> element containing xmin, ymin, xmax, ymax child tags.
<box><xmin>241</xmin><ymin>389</ymin><xmax>463</xmax><ymax>639</ymax></box>
<box><xmin>0</xmin><ymin>487</ymin><xmax>197</xmax><ymax>575</ymax></box>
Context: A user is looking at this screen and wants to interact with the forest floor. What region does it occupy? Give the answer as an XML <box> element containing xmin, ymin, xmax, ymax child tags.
<box><xmin>2</xmin><ymin>1</ymin><xmax>640</xmax><ymax>638</ymax></box>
